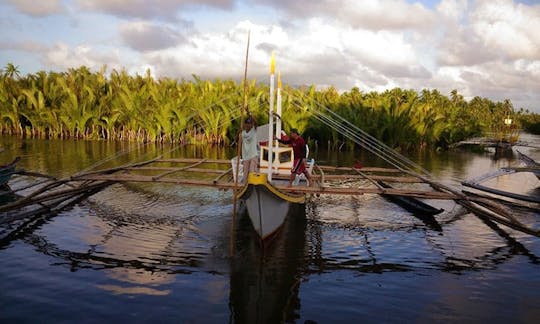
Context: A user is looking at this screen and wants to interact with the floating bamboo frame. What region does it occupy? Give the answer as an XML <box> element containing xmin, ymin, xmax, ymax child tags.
<box><xmin>3</xmin><ymin>157</ymin><xmax>538</xmax><ymax>238</ymax></box>
<box><xmin>65</xmin><ymin>158</ymin><xmax>454</xmax><ymax>199</ymax></box>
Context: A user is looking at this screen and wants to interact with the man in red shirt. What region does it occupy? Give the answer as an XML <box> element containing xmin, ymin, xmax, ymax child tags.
<box><xmin>277</xmin><ymin>129</ymin><xmax>313</xmax><ymax>187</ymax></box>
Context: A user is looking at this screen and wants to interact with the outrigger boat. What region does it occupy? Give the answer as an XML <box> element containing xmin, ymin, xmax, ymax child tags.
<box><xmin>517</xmin><ymin>150</ymin><xmax>540</xmax><ymax>180</ymax></box>
<box><xmin>462</xmin><ymin>150</ymin><xmax>540</xmax><ymax>204</ymax></box>
<box><xmin>232</xmin><ymin>139</ymin><xmax>314</xmax><ymax>240</ymax></box>
<box><xmin>231</xmin><ymin>55</ymin><xmax>314</xmax><ymax>240</ymax></box>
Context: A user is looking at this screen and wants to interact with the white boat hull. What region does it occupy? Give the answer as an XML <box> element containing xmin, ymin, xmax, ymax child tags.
<box><xmin>237</xmin><ymin>173</ymin><xmax>305</xmax><ymax>240</ymax></box>
<box><xmin>244</xmin><ymin>184</ymin><xmax>291</xmax><ymax>239</ymax></box>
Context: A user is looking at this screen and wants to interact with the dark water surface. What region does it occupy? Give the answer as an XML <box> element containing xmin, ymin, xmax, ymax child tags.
<box><xmin>1</xmin><ymin>136</ymin><xmax>540</xmax><ymax>323</ymax></box>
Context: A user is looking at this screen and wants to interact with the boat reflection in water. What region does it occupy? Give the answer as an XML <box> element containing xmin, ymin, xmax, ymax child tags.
<box><xmin>229</xmin><ymin>203</ymin><xmax>307</xmax><ymax>324</ymax></box>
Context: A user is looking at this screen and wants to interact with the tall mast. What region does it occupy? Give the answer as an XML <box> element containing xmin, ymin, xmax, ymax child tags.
<box><xmin>268</xmin><ymin>52</ymin><xmax>275</xmax><ymax>182</ymax></box>
<box><xmin>276</xmin><ymin>71</ymin><xmax>282</xmax><ymax>146</ymax></box>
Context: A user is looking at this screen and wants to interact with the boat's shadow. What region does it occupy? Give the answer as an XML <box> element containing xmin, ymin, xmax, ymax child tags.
<box><xmin>229</xmin><ymin>204</ymin><xmax>307</xmax><ymax>323</ymax></box>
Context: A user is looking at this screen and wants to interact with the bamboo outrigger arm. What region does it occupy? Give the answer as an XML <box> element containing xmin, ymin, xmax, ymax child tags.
<box><xmin>400</xmin><ymin>169</ymin><xmax>540</xmax><ymax>238</ymax></box>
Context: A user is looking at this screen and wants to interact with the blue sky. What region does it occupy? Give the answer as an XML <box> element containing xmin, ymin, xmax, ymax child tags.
<box><xmin>1</xmin><ymin>0</ymin><xmax>539</xmax><ymax>112</ymax></box>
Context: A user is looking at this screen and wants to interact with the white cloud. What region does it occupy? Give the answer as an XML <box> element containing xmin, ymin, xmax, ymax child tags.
<box><xmin>515</xmin><ymin>59</ymin><xmax>540</xmax><ymax>77</ymax></box>
<box><xmin>463</xmin><ymin>60</ymin><xmax>540</xmax><ymax>109</ymax></box>
<box><xmin>138</xmin><ymin>20</ymin><xmax>297</xmax><ymax>82</ymax></box>
<box><xmin>341</xmin><ymin>29</ymin><xmax>422</xmax><ymax>70</ymax></box>
<box><xmin>44</xmin><ymin>42</ymin><xmax>124</xmax><ymax>72</ymax></box>
<box><xmin>335</xmin><ymin>0</ymin><xmax>436</xmax><ymax>30</ymax></box>
<box><xmin>472</xmin><ymin>0</ymin><xmax>540</xmax><ymax>61</ymax></box>
<box><xmin>432</xmin><ymin>0</ymin><xmax>540</xmax><ymax>66</ymax></box>
<box><xmin>436</xmin><ymin>0</ymin><xmax>468</xmax><ymax>21</ymax></box>
<box><xmin>426</xmin><ymin>0</ymin><xmax>540</xmax><ymax>110</ymax></box>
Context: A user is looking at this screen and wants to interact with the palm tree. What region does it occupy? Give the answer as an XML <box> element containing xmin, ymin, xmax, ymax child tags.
<box><xmin>3</xmin><ymin>63</ymin><xmax>21</xmax><ymax>79</ymax></box>
<box><xmin>1</xmin><ymin>63</ymin><xmax>532</xmax><ymax>148</ymax></box>
<box><xmin>20</xmin><ymin>86</ymin><xmax>51</xmax><ymax>137</ymax></box>
<box><xmin>0</xmin><ymin>90</ymin><xmax>23</xmax><ymax>135</ymax></box>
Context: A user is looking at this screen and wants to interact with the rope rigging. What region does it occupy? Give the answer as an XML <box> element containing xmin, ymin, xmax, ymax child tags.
<box><xmin>287</xmin><ymin>90</ymin><xmax>433</xmax><ymax>179</ymax></box>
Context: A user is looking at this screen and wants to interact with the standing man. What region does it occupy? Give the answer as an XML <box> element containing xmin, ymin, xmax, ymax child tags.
<box><xmin>277</xmin><ymin>128</ymin><xmax>313</xmax><ymax>187</ymax></box>
<box><xmin>238</xmin><ymin>117</ymin><xmax>258</xmax><ymax>182</ymax></box>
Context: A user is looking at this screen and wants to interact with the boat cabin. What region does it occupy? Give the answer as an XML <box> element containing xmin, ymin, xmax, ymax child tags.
<box><xmin>259</xmin><ymin>144</ymin><xmax>294</xmax><ymax>176</ymax></box>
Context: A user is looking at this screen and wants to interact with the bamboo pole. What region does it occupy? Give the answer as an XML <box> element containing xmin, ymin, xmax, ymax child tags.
<box><xmin>120</xmin><ymin>166</ymin><xmax>420</xmax><ymax>181</ymax></box>
<box><xmin>0</xmin><ymin>185</ymin><xmax>107</xmax><ymax>244</ymax></box>
<box><xmin>0</xmin><ymin>178</ymin><xmax>55</xmax><ymax>197</ymax></box>
<box><xmin>125</xmin><ymin>166</ymin><xmax>227</xmax><ymax>174</ymax></box>
<box><xmin>213</xmin><ymin>168</ymin><xmax>232</xmax><ymax>184</ymax></box>
<box><xmin>231</xmin><ymin>31</ymin><xmax>250</xmax><ymax>256</ymax></box>
<box><xmin>157</xmin><ymin>158</ymin><xmax>231</xmax><ymax>164</ymax></box>
<box><xmin>463</xmin><ymin>189</ymin><xmax>540</xmax><ymax>211</ymax></box>
<box><xmin>352</xmin><ymin>167</ymin><xmax>385</xmax><ymax>190</ymax></box>
<box><xmin>16</xmin><ymin>170</ymin><xmax>58</xmax><ymax>180</ymax></box>
<box><xmin>71</xmin><ymin>156</ymin><xmax>163</xmax><ymax>178</ymax></box>
<box><xmin>399</xmin><ymin>169</ymin><xmax>539</xmax><ymax>237</ymax></box>
<box><xmin>0</xmin><ymin>181</ymin><xmax>110</xmax><ymax>213</ymax></box>
<box><xmin>73</xmin><ymin>173</ymin><xmax>457</xmax><ymax>199</ymax></box>
<box><xmin>1</xmin><ymin>178</ymin><xmax>71</xmax><ymax>211</ymax></box>
<box><xmin>152</xmin><ymin>159</ymin><xmax>207</xmax><ymax>180</ymax></box>
<box><xmin>315</xmin><ymin>164</ymin><xmax>325</xmax><ymax>188</ymax></box>
<box><xmin>318</xmin><ymin>165</ymin><xmax>402</xmax><ymax>173</ymax></box>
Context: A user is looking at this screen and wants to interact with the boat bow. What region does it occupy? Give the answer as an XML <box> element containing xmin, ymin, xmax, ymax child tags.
<box><xmin>236</xmin><ymin>173</ymin><xmax>304</xmax><ymax>240</ymax></box>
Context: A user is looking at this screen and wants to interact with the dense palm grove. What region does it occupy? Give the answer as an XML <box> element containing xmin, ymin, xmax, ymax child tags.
<box><xmin>0</xmin><ymin>63</ymin><xmax>536</xmax><ymax>151</ymax></box>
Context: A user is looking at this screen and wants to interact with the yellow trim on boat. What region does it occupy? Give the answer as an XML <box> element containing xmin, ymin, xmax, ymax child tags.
<box><xmin>237</xmin><ymin>173</ymin><xmax>305</xmax><ymax>204</ymax></box>
<box><xmin>247</xmin><ymin>172</ymin><xmax>267</xmax><ymax>185</ymax></box>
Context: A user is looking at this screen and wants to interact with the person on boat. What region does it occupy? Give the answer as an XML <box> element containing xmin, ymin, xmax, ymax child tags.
<box><xmin>276</xmin><ymin>128</ymin><xmax>313</xmax><ymax>187</ymax></box>
<box><xmin>238</xmin><ymin>117</ymin><xmax>258</xmax><ymax>182</ymax></box>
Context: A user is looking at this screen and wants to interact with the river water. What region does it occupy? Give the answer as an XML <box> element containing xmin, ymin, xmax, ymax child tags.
<box><xmin>0</xmin><ymin>136</ymin><xmax>539</xmax><ymax>323</ymax></box>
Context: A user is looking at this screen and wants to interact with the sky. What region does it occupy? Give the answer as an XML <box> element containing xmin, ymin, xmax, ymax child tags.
<box><xmin>1</xmin><ymin>0</ymin><xmax>539</xmax><ymax>112</ymax></box>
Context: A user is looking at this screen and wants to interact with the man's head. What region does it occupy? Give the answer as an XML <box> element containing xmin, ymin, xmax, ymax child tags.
<box><xmin>290</xmin><ymin>128</ymin><xmax>299</xmax><ymax>139</ymax></box>
<box><xmin>244</xmin><ymin>117</ymin><xmax>253</xmax><ymax>130</ymax></box>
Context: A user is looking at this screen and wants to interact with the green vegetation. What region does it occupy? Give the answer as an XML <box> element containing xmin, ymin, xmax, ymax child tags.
<box><xmin>0</xmin><ymin>63</ymin><xmax>532</xmax><ymax>151</ymax></box>
<box><xmin>518</xmin><ymin>113</ymin><xmax>540</xmax><ymax>135</ymax></box>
